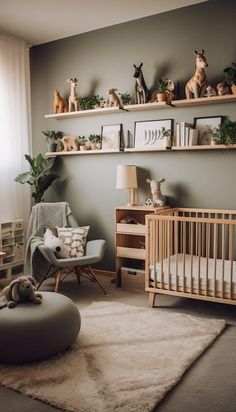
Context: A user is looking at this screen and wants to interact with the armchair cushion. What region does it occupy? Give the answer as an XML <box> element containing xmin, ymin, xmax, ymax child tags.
<box><xmin>57</xmin><ymin>226</ymin><xmax>90</xmax><ymax>258</ymax></box>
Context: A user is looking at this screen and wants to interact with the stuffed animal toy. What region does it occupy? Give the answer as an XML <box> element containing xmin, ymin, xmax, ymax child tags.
<box><xmin>44</xmin><ymin>228</ymin><xmax>69</xmax><ymax>258</ymax></box>
<box><xmin>0</xmin><ymin>276</ymin><xmax>42</xmax><ymax>309</ymax></box>
<box><xmin>61</xmin><ymin>136</ymin><xmax>78</xmax><ymax>151</ymax></box>
<box><xmin>107</xmin><ymin>88</ymin><xmax>122</xmax><ymax>107</ymax></box>
<box><xmin>53</xmin><ymin>89</ymin><xmax>68</xmax><ymax>113</ymax></box>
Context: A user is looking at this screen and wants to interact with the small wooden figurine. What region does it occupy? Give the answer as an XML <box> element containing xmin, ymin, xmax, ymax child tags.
<box><xmin>61</xmin><ymin>136</ymin><xmax>78</xmax><ymax>151</ymax></box>
<box><xmin>108</xmin><ymin>88</ymin><xmax>122</xmax><ymax>107</ymax></box>
<box><xmin>164</xmin><ymin>79</ymin><xmax>176</xmax><ymax>104</ymax></box>
<box><xmin>67</xmin><ymin>78</ymin><xmax>80</xmax><ymax>112</ymax></box>
<box><xmin>205</xmin><ymin>85</ymin><xmax>217</xmax><ymax>97</ymax></box>
<box><xmin>185</xmin><ymin>50</ymin><xmax>208</xmax><ymax>99</ymax></box>
<box><xmin>146</xmin><ymin>178</ymin><xmax>166</xmax><ymax>207</ymax></box>
<box><xmin>216</xmin><ymin>82</ymin><xmax>230</xmax><ymax>95</ymax></box>
<box><xmin>53</xmin><ymin>90</ymin><xmax>68</xmax><ymax>113</ymax></box>
<box><xmin>133</xmin><ymin>63</ymin><xmax>149</xmax><ymax>104</ymax></box>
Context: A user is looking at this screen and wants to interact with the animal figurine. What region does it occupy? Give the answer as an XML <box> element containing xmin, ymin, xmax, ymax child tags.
<box><xmin>165</xmin><ymin>79</ymin><xmax>176</xmax><ymax>104</ymax></box>
<box><xmin>133</xmin><ymin>63</ymin><xmax>149</xmax><ymax>104</ymax></box>
<box><xmin>185</xmin><ymin>50</ymin><xmax>208</xmax><ymax>99</ymax></box>
<box><xmin>44</xmin><ymin>228</ymin><xmax>69</xmax><ymax>258</ymax></box>
<box><xmin>0</xmin><ymin>276</ymin><xmax>42</xmax><ymax>309</ymax></box>
<box><xmin>61</xmin><ymin>135</ymin><xmax>78</xmax><ymax>151</ymax></box>
<box><xmin>53</xmin><ymin>90</ymin><xmax>68</xmax><ymax>113</ymax></box>
<box><xmin>146</xmin><ymin>178</ymin><xmax>166</xmax><ymax>207</ymax></box>
<box><xmin>205</xmin><ymin>84</ymin><xmax>217</xmax><ymax>97</ymax></box>
<box><xmin>67</xmin><ymin>78</ymin><xmax>80</xmax><ymax>112</ymax></box>
<box><xmin>108</xmin><ymin>88</ymin><xmax>122</xmax><ymax>107</ymax></box>
<box><xmin>216</xmin><ymin>82</ymin><xmax>230</xmax><ymax>96</ymax></box>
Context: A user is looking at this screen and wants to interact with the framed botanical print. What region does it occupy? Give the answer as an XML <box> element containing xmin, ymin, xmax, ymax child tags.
<box><xmin>194</xmin><ymin>116</ymin><xmax>223</xmax><ymax>145</ymax></box>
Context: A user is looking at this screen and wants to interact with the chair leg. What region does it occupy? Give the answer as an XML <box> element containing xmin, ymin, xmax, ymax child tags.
<box><xmin>75</xmin><ymin>267</ymin><xmax>80</xmax><ymax>285</ymax></box>
<box><xmin>54</xmin><ymin>271</ymin><xmax>62</xmax><ymax>293</ymax></box>
<box><xmin>87</xmin><ymin>266</ymin><xmax>108</xmax><ymax>296</ymax></box>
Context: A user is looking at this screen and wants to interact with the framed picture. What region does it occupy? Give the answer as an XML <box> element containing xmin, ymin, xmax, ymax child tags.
<box><xmin>134</xmin><ymin>119</ymin><xmax>173</xmax><ymax>149</ymax></box>
<box><xmin>194</xmin><ymin>116</ymin><xmax>223</xmax><ymax>145</ymax></box>
<box><xmin>101</xmin><ymin>124</ymin><xmax>122</xmax><ymax>150</ymax></box>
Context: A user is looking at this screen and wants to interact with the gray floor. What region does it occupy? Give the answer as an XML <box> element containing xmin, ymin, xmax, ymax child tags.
<box><xmin>1</xmin><ymin>275</ymin><xmax>236</xmax><ymax>412</ymax></box>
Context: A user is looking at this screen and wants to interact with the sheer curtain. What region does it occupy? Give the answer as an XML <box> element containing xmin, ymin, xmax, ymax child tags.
<box><xmin>0</xmin><ymin>32</ymin><xmax>32</xmax><ymax>225</ymax></box>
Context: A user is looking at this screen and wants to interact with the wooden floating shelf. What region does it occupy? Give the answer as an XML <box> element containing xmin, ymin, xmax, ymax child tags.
<box><xmin>45</xmin><ymin>106</ymin><xmax>125</xmax><ymax>119</ymax></box>
<box><xmin>172</xmin><ymin>144</ymin><xmax>236</xmax><ymax>151</ymax></box>
<box><xmin>124</xmin><ymin>147</ymin><xmax>171</xmax><ymax>152</ymax></box>
<box><xmin>123</xmin><ymin>102</ymin><xmax>171</xmax><ymax>111</ymax></box>
<box><xmin>172</xmin><ymin>94</ymin><xmax>236</xmax><ymax>107</ymax></box>
<box><xmin>45</xmin><ymin>149</ymin><xmax>122</xmax><ymax>157</ymax></box>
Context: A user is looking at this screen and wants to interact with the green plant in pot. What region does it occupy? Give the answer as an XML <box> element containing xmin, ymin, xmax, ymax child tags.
<box><xmin>156</xmin><ymin>78</ymin><xmax>168</xmax><ymax>102</ymax></box>
<box><xmin>161</xmin><ymin>127</ymin><xmax>172</xmax><ymax>148</ymax></box>
<box><xmin>210</xmin><ymin>119</ymin><xmax>236</xmax><ymax>146</ymax></box>
<box><xmin>89</xmin><ymin>134</ymin><xmax>102</xmax><ymax>150</ymax></box>
<box><xmin>78</xmin><ymin>136</ymin><xmax>87</xmax><ymax>151</ymax></box>
<box><xmin>15</xmin><ymin>153</ymin><xmax>59</xmax><ymax>204</ymax></box>
<box><xmin>42</xmin><ymin>130</ymin><xmax>63</xmax><ymax>152</ymax></box>
<box><xmin>118</xmin><ymin>92</ymin><xmax>131</xmax><ymax>105</ymax></box>
<box><xmin>223</xmin><ymin>63</ymin><xmax>236</xmax><ymax>94</ymax></box>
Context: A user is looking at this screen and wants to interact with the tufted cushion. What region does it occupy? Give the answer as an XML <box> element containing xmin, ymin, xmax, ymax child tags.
<box><xmin>57</xmin><ymin>226</ymin><xmax>90</xmax><ymax>257</ymax></box>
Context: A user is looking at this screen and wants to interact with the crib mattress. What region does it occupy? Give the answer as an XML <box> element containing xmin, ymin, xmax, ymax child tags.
<box><xmin>150</xmin><ymin>254</ymin><xmax>236</xmax><ymax>295</ymax></box>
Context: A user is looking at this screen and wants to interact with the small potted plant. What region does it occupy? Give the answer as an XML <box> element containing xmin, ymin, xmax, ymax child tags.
<box><xmin>161</xmin><ymin>127</ymin><xmax>172</xmax><ymax>148</ymax></box>
<box><xmin>78</xmin><ymin>136</ymin><xmax>87</xmax><ymax>151</ymax></box>
<box><xmin>223</xmin><ymin>63</ymin><xmax>236</xmax><ymax>94</ymax></box>
<box><xmin>42</xmin><ymin>130</ymin><xmax>63</xmax><ymax>152</ymax></box>
<box><xmin>89</xmin><ymin>134</ymin><xmax>102</xmax><ymax>150</ymax></box>
<box><xmin>210</xmin><ymin>119</ymin><xmax>236</xmax><ymax>146</ymax></box>
<box><xmin>156</xmin><ymin>78</ymin><xmax>168</xmax><ymax>102</ymax></box>
<box><xmin>118</xmin><ymin>92</ymin><xmax>131</xmax><ymax>105</ymax></box>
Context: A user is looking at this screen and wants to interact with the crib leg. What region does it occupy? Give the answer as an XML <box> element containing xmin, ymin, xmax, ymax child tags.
<box><xmin>148</xmin><ymin>292</ymin><xmax>156</xmax><ymax>308</ymax></box>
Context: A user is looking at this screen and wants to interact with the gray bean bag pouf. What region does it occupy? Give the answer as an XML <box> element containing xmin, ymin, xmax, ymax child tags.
<box><xmin>0</xmin><ymin>291</ymin><xmax>81</xmax><ymax>363</ymax></box>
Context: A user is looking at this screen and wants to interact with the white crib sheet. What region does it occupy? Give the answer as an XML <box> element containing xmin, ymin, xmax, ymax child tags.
<box><xmin>150</xmin><ymin>254</ymin><xmax>236</xmax><ymax>294</ymax></box>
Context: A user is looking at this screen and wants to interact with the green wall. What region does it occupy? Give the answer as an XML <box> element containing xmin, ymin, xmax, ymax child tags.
<box><xmin>30</xmin><ymin>0</ymin><xmax>236</xmax><ymax>270</ymax></box>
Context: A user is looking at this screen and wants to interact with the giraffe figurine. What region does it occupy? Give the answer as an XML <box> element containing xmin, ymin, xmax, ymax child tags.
<box><xmin>185</xmin><ymin>50</ymin><xmax>208</xmax><ymax>99</ymax></box>
<box><xmin>67</xmin><ymin>78</ymin><xmax>80</xmax><ymax>112</ymax></box>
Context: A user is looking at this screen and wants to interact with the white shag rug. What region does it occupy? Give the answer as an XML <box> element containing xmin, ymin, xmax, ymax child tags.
<box><xmin>0</xmin><ymin>301</ymin><xmax>225</xmax><ymax>412</ymax></box>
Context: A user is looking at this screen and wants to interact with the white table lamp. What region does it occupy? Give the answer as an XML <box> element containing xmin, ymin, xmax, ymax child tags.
<box><xmin>116</xmin><ymin>165</ymin><xmax>138</xmax><ymax>206</ymax></box>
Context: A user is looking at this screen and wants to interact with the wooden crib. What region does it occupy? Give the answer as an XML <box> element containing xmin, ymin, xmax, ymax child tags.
<box><xmin>146</xmin><ymin>208</ymin><xmax>236</xmax><ymax>307</ymax></box>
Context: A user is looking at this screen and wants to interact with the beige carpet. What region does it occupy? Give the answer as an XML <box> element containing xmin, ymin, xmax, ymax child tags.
<box><xmin>0</xmin><ymin>301</ymin><xmax>225</xmax><ymax>412</ymax></box>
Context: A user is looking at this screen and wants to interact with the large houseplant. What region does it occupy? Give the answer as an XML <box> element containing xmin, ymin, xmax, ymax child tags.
<box><xmin>210</xmin><ymin>119</ymin><xmax>236</xmax><ymax>145</ymax></box>
<box><xmin>15</xmin><ymin>153</ymin><xmax>59</xmax><ymax>203</ymax></box>
<box><xmin>223</xmin><ymin>63</ymin><xmax>236</xmax><ymax>94</ymax></box>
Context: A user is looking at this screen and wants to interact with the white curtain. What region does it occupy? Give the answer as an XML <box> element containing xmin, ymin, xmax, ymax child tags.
<box><xmin>0</xmin><ymin>32</ymin><xmax>32</xmax><ymax>225</ymax></box>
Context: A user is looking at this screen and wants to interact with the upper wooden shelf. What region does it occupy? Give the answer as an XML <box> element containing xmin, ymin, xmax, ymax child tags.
<box><xmin>45</xmin><ymin>106</ymin><xmax>125</xmax><ymax>119</ymax></box>
<box><xmin>172</xmin><ymin>94</ymin><xmax>236</xmax><ymax>107</ymax></box>
<box><xmin>123</xmin><ymin>102</ymin><xmax>171</xmax><ymax>111</ymax></box>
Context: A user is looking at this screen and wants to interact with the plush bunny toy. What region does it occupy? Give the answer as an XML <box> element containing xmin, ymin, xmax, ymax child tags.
<box><xmin>0</xmin><ymin>275</ymin><xmax>43</xmax><ymax>309</ymax></box>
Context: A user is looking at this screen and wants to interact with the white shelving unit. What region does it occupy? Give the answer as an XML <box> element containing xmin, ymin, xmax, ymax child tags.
<box><xmin>0</xmin><ymin>219</ymin><xmax>24</xmax><ymax>284</ymax></box>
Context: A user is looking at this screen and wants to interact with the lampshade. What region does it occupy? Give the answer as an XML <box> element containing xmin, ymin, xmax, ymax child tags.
<box><xmin>116</xmin><ymin>165</ymin><xmax>138</xmax><ymax>206</ymax></box>
<box><xmin>116</xmin><ymin>165</ymin><xmax>138</xmax><ymax>189</ymax></box>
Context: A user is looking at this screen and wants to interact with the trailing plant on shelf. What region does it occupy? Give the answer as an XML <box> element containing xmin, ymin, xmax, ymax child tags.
<box><xmin>79</xmin><ymin>95</ymin><xmax>105</xmax><ymax>110</ymax></box>
<box><xmin>223</xmin><ymin>63</ymin><xmax>236</xmax><ymax>93</ymax></box>
<box><xmin>42</xmin><ymin>130</ymin><xmax>63</xmax><ymax>152</ymax></box>
<box><xmin>210</xmin><ymin>119</ymin><xmax>236</xmax><ymax>145</ymax></box>
<box><xmin>118</xmin><ymin>92</ymin><xmax>131</xmax><ymax>105</ymax></box>
<box><xmin>15</xmin><ymin>154</ymin><xmax>59</xmax><ymax>204</ymax></box>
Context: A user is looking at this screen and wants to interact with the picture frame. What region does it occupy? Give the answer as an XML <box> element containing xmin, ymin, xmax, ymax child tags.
<box><xmin>194</xmin><ymin>116</ymin><xmax>223</xmax><ymax>145</ymax></box>
<box><xmin>101</xmin><ymin>124</ymin><xmax>122</xmax><ymax>150</ymax></box>
<box><xmin>134</xmin><ymin>119</ymin><xmax>173</xmax><ymax>149</ymax></box>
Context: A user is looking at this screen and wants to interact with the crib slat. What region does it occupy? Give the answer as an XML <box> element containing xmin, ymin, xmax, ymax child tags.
<box><xmin>197</xmin><ymin>222</ymin><xmax>201</xmax><ymax>294</ymax></box>
<box><xmin>221</xmin><ymin>223</ymin><xmax>225</xmax><ymax>299</ymax></box>
<box><xmin>183</xmin><ymin>221</ymin><xmax>186</xmax><ymax>292</ymax></box>
<box><xmin>174</xmin><ymin>220</ymin><xmax>178</xmax><ymax>291</ymax></box>
<box><xmin>229</xmin><ymin>224</ymin><xmax>234</xmax><ymax>300</ymax></box>
<box><xmin>167</xmin><ymin>220</ymin><xmax>170</xmax><ymax>290</ymax></box>
<box><xmin>206</xmin><ymin>222</ymin><xmax>210</xmax><ymax>296</ymax></box>
<box><xmin>152</xmin><ymin>220</ymin><xmax>157</xmax><ymax>289</ymax></box>
<box><xmin>190</xmin><ymin>221</ymin><xmax>194</xmax><ymax>294</ymax></box>
<box><xmin>160</xmin><ymin>220</ymin><xmax>163</xmax><ymax>288</ymax></box>
<box><xmin>213</xmin><ymin>223</ymin><xmax>218</xmax><ymax>297</ymax></box>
